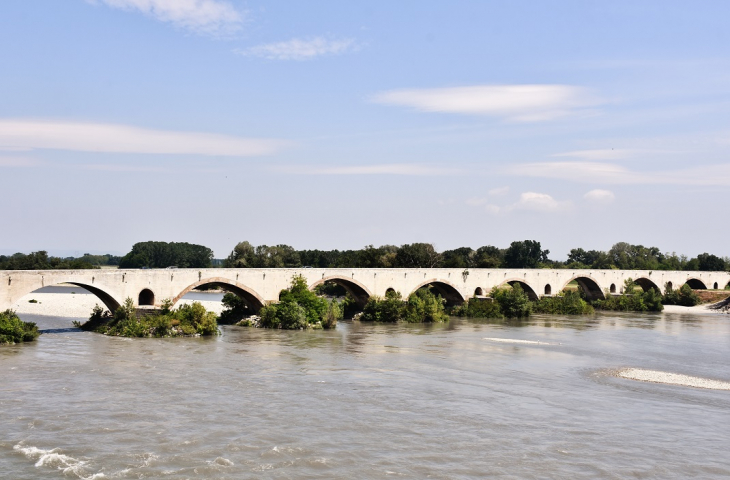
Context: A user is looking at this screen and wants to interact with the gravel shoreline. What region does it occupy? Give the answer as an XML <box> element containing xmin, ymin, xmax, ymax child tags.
<box><xmin>615</xmin><ymin>368</ymin><xmax>730</xmax><ymax>390</ymax></box>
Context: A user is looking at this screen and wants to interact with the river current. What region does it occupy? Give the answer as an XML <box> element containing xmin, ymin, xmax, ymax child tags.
<box><xmin>2</xmin><ymin>295</ymin><xmax>730</xmax><ymax>479</ymax></box>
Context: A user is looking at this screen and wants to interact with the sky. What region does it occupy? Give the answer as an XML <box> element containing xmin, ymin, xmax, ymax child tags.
<box><xmin>1</xmin><ymin>0</ymin><xmax>729</xmax><ymax>259</ymax></box>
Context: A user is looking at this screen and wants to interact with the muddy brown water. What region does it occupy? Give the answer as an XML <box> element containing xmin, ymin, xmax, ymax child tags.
<box><xmin>2</xmin><ymin>300</ymin><xmax>730</xmax><ymax>479</ymax></box>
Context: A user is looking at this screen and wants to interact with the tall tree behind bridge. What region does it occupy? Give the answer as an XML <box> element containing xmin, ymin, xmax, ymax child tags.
<box><xmin>119</xmin><ymin>242</ymin><xmax>213</xmax><ymax>268</ymax></box>
<box><xmin>503</xmin><ymin>241</ymin><xmax>550</xmax><ymax>268</ymax></box>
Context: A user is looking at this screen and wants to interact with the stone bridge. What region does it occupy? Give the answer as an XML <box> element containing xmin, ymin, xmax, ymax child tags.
<box><xmin>2</xmin><ymin>268</ymin><xmax>729</xmax><ymax>313</ymax></box>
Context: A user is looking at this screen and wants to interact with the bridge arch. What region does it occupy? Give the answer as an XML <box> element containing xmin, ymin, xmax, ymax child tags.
<box><xmin>498</xmin><ymin>279</ymin><xmax>539</xmax><ymax>301</ymax></box>
<box><xmin>474</xmin><ymin>287</ymin><xmax>484</xmax><ymax>296</ymax></box>
<box><xmin>409</xmin><ymin>279</ymin><xmax>465</xmax><ymax>306</ymax></box>
<box><xmin>544</xmin><ymin>284</ymin><xmax>552</xmax><ymax>296</ymax></box>
<box><xmin>309</xmin><ymin>276</ymin><xmax>372</xmax><ymax>307</ymax></box>
<box><xmin>172</xmin><ymin>277</ymin><xmax>265</xmax><ymax>313</ymax></box>
<box><xmin>684</xmin><ymin>278</ymin><xmax>707</xmax><ymax>290</ymax></box>
<box><xmin>633</xmin><ymin>277</ymin><xmax>661</xmax><ymax>293</ymax></box>
<box><xmin>560</xmin><ymin>276</ymin><xmax>605</xmax><ymax>301</ymax></box>
<box><xmin>17</xmin><ymin>281</ymin><xmax>121</xmax><ymax>312</ymax></box>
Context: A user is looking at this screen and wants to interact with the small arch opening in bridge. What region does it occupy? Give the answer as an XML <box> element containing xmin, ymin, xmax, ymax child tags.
<box><xmin>610</xmin><ymin>283</ymin><xmax>616</xmax><ymax>294</ymax></box>
<box><xmin>139</xmin><ymin>289</ymin><xmax>155</xmax><ymax>306</ymax></box>
<box><xmin>563</xmin><ymin>277</ymin><xmax>605</xmax><ymax>301</ymax></box>
<box><xmin>386</xmin><ymin>287</ymin><xmax>397</xmax><ymax>296</ymax></box>
<box><xmin>633</xmin><ymin>277</ymin><xmax>661</xmax><ymax>293</ymax></box>
<box><xmin>726</xmin><ymin>281</ymin><xmax>730</xmax><ymax>290</ymax></box>
<box><xmin>497</xmin><ymin>280</ymin><xmax>539</xmax><ymax>301</ymax></box>
<box><xmin>684</xmin><ymin>278</ymin><xmax>707</xmax><ymax>290</ymax></box>
<box><xmin>411</xmin><ymin>280</ymin><xmax>465</xmax><ymax>306</ymax></box>
<box><xmin>310</xmin><ymin>276</ymin><xmax>371</xmax><ymax>308</ymax></box>
<box><xmin>665</xmin><ymin>281</ymin><xmax>673</xmax><ymax>292</ymax></box>
<box><xmin>474</xmin><ymin>287</ymin><xmax>484</xmax><ymax>297</ymax></box>
<box><xmin>544</xmin><ymin>284</ymin><xmax>551</xmax><ymax>296</ymax></box>
<box><xmin>713</xmin><ymin>282</ymin><xmax>719</xmax><ymax>290</ymax></box>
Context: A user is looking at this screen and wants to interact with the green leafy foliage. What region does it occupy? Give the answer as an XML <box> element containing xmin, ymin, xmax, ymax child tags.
<box><xmin>0</xmin><ymin>251</ymin><xmax>98</xmax><ymax>270</ymax></box>
<box><xmin>360</xmin><ymin>288</ymin><xmax>448</xmax><ymax>323</ymax></box>
<box><xmin>403</xmin><ymin>288</ymin><xmax>449</xmax><ymax>323</ymax></box>
<box><xmin>257</xmin><ymin>275</ymin><xmax>341</xmax><ymax>329</ymax></box>
<box><xmin>491</xmin><ymin>284</ymin><xmax>533</xmax><ymax>318</ymax></box>
<box><xmin>592</xmin><ymin>279</ymin><xmax>664</xmax><ymax>312</ymax></box>
<box><xmin>503</xmin><ymin>241</ymin><xmax>550</xmax><ymax>269</ymax></box>
<box><xmin>534</xmin><ymin>290</ymin><xmax>594</xmax><ymax>315</ymax></box>
<box><xmin>78</xmin><ymin>298</ymin><xmax>219</xmax><ymax>337</ymax></box>
<box><xmin>662</xmin><ymin>283</ymin><xmax>701</xmax><ymax>306</ymax></box>
<box><xmin>450</xmin><ymin>297</ymin><xmax>502</xmax><ymax>318</ymax></box>
<box><xmin>0</xmin><ymin>310</ymin><xmax>40</xmax><ymax>344</ymax></box>
<box><xmin>118</xmin><ymin>241</ymin><xmax>213</xmax><ymax>269</ymax></box>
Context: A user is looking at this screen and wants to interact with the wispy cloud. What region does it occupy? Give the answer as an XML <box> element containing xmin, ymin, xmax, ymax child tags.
<box><xmin>0</xmin><ymin>120</ymin><xmax>283</xmax><ymax>156</ymax></box>
<box><xmin>0</xmin><ymin>156</ymin><xmax>41</xmax><ymax>168</ymax></box>
<box><xmin>90</xmin><ymin>0</ymin><xmax>243</xmax><ymax>36</ymax></box>
<box><xmin>551</xmin><ymin>149</ymin><xmax>637</xmax><ymax>161</ymax></box>
<box><xmin>235</xmin><ymin>37</ymin><xmax>358</xmax><ymax>60</ymax></box>
<box><xmin>505</xmin><ymin>161</ymin><xmax>730</xmax><ymax>186</ymax></box>
<box><xmin>371</xmin><ymin>84</ymin><xmax>602</xmax><ymax>122</ymax></box>
<box><xmin>511</xmin><ymin>192</ymin><xmax>572</xmax><ymax>212</ymax></box>
<box><xmin>272</xmin><ymin>163</ymin><xmax>462</xmax><ymax>176</ymax></box>
<box><xmin>584</xmin><ymin>189</ymin><xmax>615</xmax><ymax>203</ymax></box>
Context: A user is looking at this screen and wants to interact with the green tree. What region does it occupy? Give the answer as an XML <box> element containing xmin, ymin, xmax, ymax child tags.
<box><xmin>696</xmin><ymin>253</ymin><xmax>726</xmax><ymax>272</ymax></box>
<box><xmin>503</xmin><ymin>241</ymin><xmax>549</xmax><ymax>268</ymax></box>
<box><xmin>394</xmin><ymin>243</ymin><xmax>441</xmax><ymax>268</ymax></box>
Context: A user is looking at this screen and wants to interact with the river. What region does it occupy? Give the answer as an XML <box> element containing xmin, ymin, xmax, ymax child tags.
<box><xmin>2</xmin><ymin>296</ymin><xmax>730</xmax><ymax>479</ymax></box>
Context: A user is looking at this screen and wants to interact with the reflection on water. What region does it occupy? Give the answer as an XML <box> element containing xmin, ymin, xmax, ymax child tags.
<box><xmin>2</xmin><ymin>311</ymin><xmax>730</xmax><ymax>479</ymax></box>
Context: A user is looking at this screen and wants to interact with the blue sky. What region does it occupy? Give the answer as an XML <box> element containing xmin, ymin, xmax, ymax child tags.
<box><xmin>1</xmin><ymin>0</ymin><xmax>729</xmax><ymax>259</ymax></box>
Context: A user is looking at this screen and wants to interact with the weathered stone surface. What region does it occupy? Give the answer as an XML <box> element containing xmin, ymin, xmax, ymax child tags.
<box><xmin>1</xmin><ymin>268</ymin><xmax>728</xmax><ymax>312</ymax></box>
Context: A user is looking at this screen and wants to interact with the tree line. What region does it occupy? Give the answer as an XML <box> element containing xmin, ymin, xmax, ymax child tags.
<box><xmin>224</xmin><ymin>240</ymin><xmax>728</xmax><ymax>271</ymax></box>
<box><xmin>2</xmin><ymin>240</ymin><xmax>728</xmax><ymax>272</ymax></box>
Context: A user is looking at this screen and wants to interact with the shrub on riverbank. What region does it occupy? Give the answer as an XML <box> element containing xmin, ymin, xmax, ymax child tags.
<box><xmin>451</xmin><ymin>284</ymin><xmax>533</xmax><ymax>319</ymax></box>
<box><xmin>0</xmin><ymin>310</ymin><xmax>40</xmax><ymax>344</ymax></box>
<box><xmin>534</xmin><ymin>290</ymin><xmax>594</xmax><ymax>315</ymax></box>
<box><xmin>662</xmin><ymin>283</ymin><xmax>700</xmax><ymax>307</ymax></box>
<box><xmin>592</xmin><ymin>279</ymin><xmax>664</xmax><ymax>312</ymax></box>
<box><xmin>78</xmin><ymin>298</ymin><xmax>219</xmax><ymax>337</ymax></box>
<box><xmin>257</xmin><ymin>275</ymin><xmax>341</xmax><ymax>329</ymax></box>
<box><xmin>360</xmin><ymin>288</ymin><xmax>449</xmax><ymax>323</ymax></box>
<box><xmin>450</xmin><ymin>297</ymin><xmax>502</xmax><ymax>318</ymax></box>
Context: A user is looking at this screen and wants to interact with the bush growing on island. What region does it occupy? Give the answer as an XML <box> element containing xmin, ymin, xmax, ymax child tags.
<box><xmin>662</xmin><ymin>283</ymin><xmax>700</xmax><ymax>307</ymax></box>
<box><xmin>0</xmin><ymin>310</ymin><xmax>40</xmax><ymax>344</ymax></box>
<box><xmin>78</xmin><ymin>298</ymin><xmax>219</xmax><ymax>337</ymax></box>
<box><xmin>592</xmin><ymin>279</ymin><xmax>663</xmax><ymax>312</ymax></box>
<box><xmin>491</xmin><ymin>284</ymin><xmax>533</xmax><ymax>318</ymax></box>
<box><xmin>257</xmin><ymin>275</ymin><xmax>341</xmax><ymax>329</ymax></box>
<box><xmin>360</xmin><ymin>288</ymin><xmax>449</xmax><ymax>323</ymax></box>
<box><xmin>450</xmin><ymin>297</ymin><xmax>503</xmax><ymax>318</ymax></box>
<box><xmin>534</xmin><ymin>290</ymin><xmax>594</xmax><ymax>315</ymax></box>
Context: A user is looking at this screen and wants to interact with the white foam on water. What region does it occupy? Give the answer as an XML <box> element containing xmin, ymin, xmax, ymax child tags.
<box><xmin>210</xmin><ymin>456</ymin><xmax>234</xmax><ymax>467</ymax></box>
<box><xmin>13</xmin><ymin>444</ymin><xmax>105</xmax><ymax>479</ymax></box>
<box><xmin>616</xmin><ymin>368</ymin><xmax>730</xmax><ymax>391</ymax></box>
<box><xmin>483</xmin><ymin>337</ymin><xmax>555</xmax><ymax>345</ymax></box>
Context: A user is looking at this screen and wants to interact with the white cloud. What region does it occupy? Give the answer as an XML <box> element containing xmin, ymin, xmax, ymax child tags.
<box><xmin>505</xmin><ymin>161</ymin><xmax>730</xmax><ymax>186</ymax></box>
<box><xmin>0</xmin><ymin>120</ymin><xmax>282</xmax><ymax>156</ymax></box>
<box><xmin>371</xmin><ymin>84</ymin><xmax>602</xmax><ymax>122</ymax></box>
<box><xmin>511</xmin><ymin>192</ymin><xmax>572</xmax><ymax>212</ymax></box>
<box><xmin>489</xmin><ymin>186</ymin><xmax>510</xmax><ymax>196</ymax></box>
<box><xmin>272</xmin><ymin>163</ymin><xmax>462</xmax><ymax>176</ymax></box>
<box><xmin>235</xmin><ymin>37</ymin><xmax>358</xmax><ymax>61</ymax></box>
<box><xmin>584</xmin><ymin>189</ymin><xmax>615</xmax><ymax>203</ymax></box>
<box><xmin>0</xmin><ymin>156</ymin><xmax>41</xmax><ymax>167</ymax></box>
<box><xmin>90</xmin><ymin>0</ymin><xmax>243</xmax><ymax>36</ymax></box>
<box><xmin>551</xmin><ymin>149</ymin><xmax>637</xmax><ymax>161</ymax></box>
<box><xmin>484</xmin><ymin>204</ymin><xmax>501</xmax><ymax>215</ymax></box>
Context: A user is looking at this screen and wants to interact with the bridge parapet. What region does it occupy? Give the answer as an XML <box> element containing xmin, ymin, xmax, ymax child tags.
<box><xmin>2</xmin><ymin>268</ymin><xmax>728</xmax><ymax>313</ymax></box>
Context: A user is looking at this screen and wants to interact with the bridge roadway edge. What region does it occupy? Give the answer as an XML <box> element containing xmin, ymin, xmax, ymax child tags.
<box><xmin>1</xmin><ymin>268</ymin><xmax>729</xmax><ymax>311</ymax></box>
